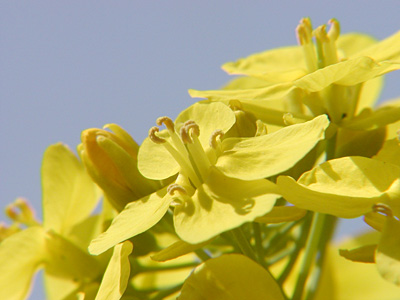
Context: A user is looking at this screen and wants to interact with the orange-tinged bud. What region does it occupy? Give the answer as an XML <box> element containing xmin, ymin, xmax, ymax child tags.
<box><xmin>80</xmin><ymin>124</ymin><xmax>162</xmax><ymax>211</ymax></box>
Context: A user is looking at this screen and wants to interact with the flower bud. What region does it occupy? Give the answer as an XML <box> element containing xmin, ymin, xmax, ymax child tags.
<box><xmin>80</xmin><ymin>124</ymin><xmax>161</xmax><ymax>211</ymax></box>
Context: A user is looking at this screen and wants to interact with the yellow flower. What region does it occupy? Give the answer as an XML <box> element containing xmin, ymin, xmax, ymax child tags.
<box><xmin>189</xmin><ymin>18</ymin><xmax>400</xmax><ymax>136</ymax></box>
<box><xmin>89</xmin><ymin>102</ymin><xmax>329</xmax><ymax>255</ymax></box>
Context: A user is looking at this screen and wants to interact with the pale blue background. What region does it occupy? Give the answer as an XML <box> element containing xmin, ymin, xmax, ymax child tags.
<box><xmin>1</xmin><ymin>1</ymin><xmax>400</xmax><ymax>299</ymax></box>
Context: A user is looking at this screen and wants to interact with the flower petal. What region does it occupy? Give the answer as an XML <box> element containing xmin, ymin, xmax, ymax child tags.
<box><xmin>376</xmin><ymin>213</ymin><xmax>400</xmax><ymax>286</ymax></box>
<box><xmin>151</xmin><ymin>238</ymin><xmax>214</xmax><ymax>262</ymax></box>
<box><xmin>89</xmin><ymin>187</ymin><xmax>170</xmax><ymax>255</ymax></box>
<box><xmin>0</xmin><ymin>227</ymin><xmax>46</xmax><ymax>300</ymax></box>
<box><xmin>294</xmin><ymin>56</ymin><xmax>400</xmax><ymax>92</ymax></box>
<box><xmin>255</xmin><ymin>206</ymin><xmax>307</xmax><ymax>224</ymax></box>
<box><xmin>277</xmin><ymin>156</ymin><xmax>400</xmax><ymax>218</ymax></box>
<box><xmin>216</xmin><ymin>115</ymin><xmax>329</xmax><ymax>180</ymax></box>
<box><xmin>42</xmin><ymin>143</ymin><xmax>101</xmax><ymax>233</ymax></box>
<box><xmin>178</xmin><ymin>254</ymin><xmax>285</xmax><ymax>300</ymax></box>
<box><xmin>94</xmin><ymin>241</ymin><xmax>133</xmax><ymax>300</ymax></box>
<box><xmin>175</xmin><ymin>102</ymin><xmax>236</xmax><ymax>149</ymax></box>
<box><xmin>174</xmin><ymin>168</ymin><xmax>279</xmax><ymax>244</ymax></box>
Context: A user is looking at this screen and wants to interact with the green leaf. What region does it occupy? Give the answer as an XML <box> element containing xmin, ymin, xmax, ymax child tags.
<box><xmin>178</xmin><ymin>254</ymin><xmax>285</xmax><ymax>300</ymax></box>
<box><xmin>42</xmin><ymin>143</ymin><xmax>101</xmax><ymax>234</ymax></box>
<box><xmin>216</xmin><ymin>115</ymin><xmax>329</xmax><ymax>180</ymax></box>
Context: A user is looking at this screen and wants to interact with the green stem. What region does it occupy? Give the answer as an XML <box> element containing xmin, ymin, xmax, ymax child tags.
<box><xmin>303</xmin><ymin>215</ymin><xmax>337</xmax><ymax>300</ymax></box>
<box><xmin>231</xmin><ymin>227</ymin><xmax>257</xmax><ymax>261</ymax></box>
<box><xmin>253</xmin><ymin>222</ymin><xmax>265</xmax><ymax>263</ymax></box>
<box><xmin>194</xmin><ymin>248</ymin><xmax>212</xmax><ymax>261</ymax></box>
<box><xmin>150</xmin><ymin>284</ymin><xmax>183</xmax><ymax>300</ymax></box>
<box><xmin>291</xmin><ymin>212</ymin><xmax>326</xmax><ymax>300</ymax></box>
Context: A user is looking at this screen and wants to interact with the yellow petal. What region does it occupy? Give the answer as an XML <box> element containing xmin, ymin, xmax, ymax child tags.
<box><xmin>277</xmin><ymin>156</ymin><xmax>400</xmax><ymax>218</ymax></box>
<box><xmin>151</xmin><ymin>238</ymin><xmax>214</xmax><ymax>262</ymax></box>
<box><xmin>374</xmin><ymin>138</ymin><xmax>400</xmax><ymax>168</ymax></box>
<box><xmin>94</xmin><ymin>241</ymin><xmax>133</xmax><ymax>300</ymax></box>
<box><xmin>216</xmin><ymin>115</ymin><xmax>329</xmax><ymax>180</ymax></box>
<box><xmin>339</xmin><ymin>244</ymin><xmax>376</xmax><ymax>263</ymax></box>
<box><xmin>178</xmin><ymin>254</ymin><xmax>285</xmax><ymax>300</ymax></box>
<box><xmin>45</xmin><ymin>231</ymin><xmax>101</xmax><ymax>281</ymax></box>
<box><xmin>89</xmin><ymin>187</ymin><xmax>170</xmax><ymax>255</ymax></box>
<box><xmin>376</xmin><ymin>212</ymin><xmax>400</xmax><ymax>286</ymax></box>
<box><xmin>174</xmin><ymin>168</ymin><xmax>279</xmax><ymax>244</ymax></box>
<box><xmin>255</xmin><ymin>205</ymin><xmax>307</xmax><ymax>224</ymax></box>
<box><xmin>0</xmin><ymin>227</ymin><xmax>46</xmax><ymax>300</ymax></box>
<box><xmin>294</xmin><ymin>56</ymin><xmax>400</xmax><ymax>92</ymax></box>
<box><xmin>356</xmin><ymin>29</ymin><xmax>400</xmax><ymax>61</ymax></box>
<box><xmin>42</xmin><ymin>143</ymin><xmax>101</xmax><ymax>234</ymax></box>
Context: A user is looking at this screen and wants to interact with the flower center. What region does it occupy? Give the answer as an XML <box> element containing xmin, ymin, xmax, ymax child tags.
<box><xmin>149</xmin><ymin>117</ymin><xmax>223</xmax><ymax>190</ymax></box>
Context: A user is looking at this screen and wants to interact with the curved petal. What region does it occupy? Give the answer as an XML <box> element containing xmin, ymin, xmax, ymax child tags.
<box><xmin>277</xmin><ymin>156</ymin><xmax>400</xmax><ymax>218</ymax></box>
<box><xmin>294</xmin><ymin>57</ymin><xmax>400</xmax><ymax>92</ymax></box>
<box><xmin>174</xmin><ymin>168</ymin><xmax>279</xmax><ymax>244</ymax></box>
<box><xmin>42</xmin><ymin>143</ymin><xmax>101</xmax><ymax>234</ymax></box>
<box><xmin>178</xmin><ymin>254</ymin><xmax>285</xmax><ymax>300</ymax></box>
<box><xmin>216</xmin><ymin>115</ymin><xmax>329</xmax><ymax>180</ymax></box>
<box><xmin>0</xmin><ymin>227</ymin><xmax>46</xmax><ymax>300</ymax></box>
<box><xmin>89</xmin><ymin>187</ymin><xmax>170</xmax><ymax>255</ymax></box>
<box><xmin>94</xmin><ymin>241</ymin><xmax>133</xmax><ymax>300</ymax></box>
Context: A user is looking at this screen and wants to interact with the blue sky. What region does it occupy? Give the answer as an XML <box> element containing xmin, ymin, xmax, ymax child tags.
<box><xmin>1</xmin><ymin>2</ymin><xmax>400</xmax><ymax>299</ymax></box>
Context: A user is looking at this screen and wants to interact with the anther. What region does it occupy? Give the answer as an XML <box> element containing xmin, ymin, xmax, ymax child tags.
<box><xmin>167</xmin><ymin>183</ymin><xmax>188</xmax><ymax>196</ymax></box>
<box><xmin>210</xmin><ymin>130</ymin><xmax>224</xmax><ymax>149</ymax></box>
<box><xmin>296</xmin><ymin>18</ymin><xmax>313</xmax><ymax>45</ymax></box>
<box><xmin>5</xmin><ymin>198</ymin><xmax>39</xmax><ymax>226</ymax></box>
<box><xmin>327</xmin><ymin>19</ymin><xmax>340</xmax><ymax>41</ymax></box>
<box><xmin>180</xmin><ymin>126</ymin><xmax>193</xmax><ymax>144</ymax></box>
<box><xmin>314</xmin><ymin>25</ymin><xmax>329</xmax><ymax>43</ymax></box>
<box><xmin>184</xmin><ymin>120</ymin><xmax>200</xmax><ymax>137</ymax></box>
<box><xmin>149</xmin><ymin>127</ymin><xmax>166</xmax><ymax>144</ymax></box>
<box><xmin>373</xmin><ymin>203</ymin><xmax>393</xmax><ymax>218</ymax></box>
<box><xmin>156</xmin><ymin>116</ymin><xmax>175</xmax><ymax>132</ymax></box>
<box><xmin>229</xmin><ymin>100</ymin><xmax>243</xmax><ymax>111</ymax></box>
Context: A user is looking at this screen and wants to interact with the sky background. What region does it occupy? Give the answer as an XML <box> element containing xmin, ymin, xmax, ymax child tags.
<box><xmin>1</xmin><ymin>2</ymin><xmax>400</xmax><ymax>299</ymax></box>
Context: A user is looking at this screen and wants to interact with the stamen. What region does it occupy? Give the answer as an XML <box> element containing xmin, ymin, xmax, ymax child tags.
<box><xmin>314</xmin><ymin>22</ymin><xmax>338</xmax><ymax>66</ymax></box>
<box><xmin>296</xmin><ymin>18</ymin><xmax>318</xmax><ymax>72</ymax></box>
<box><xmin>184</xmin><ymin>120</ymin><xmax>200</xmax><ymax>137</ymax></box>
<box><xmin>5</xmin><ymin>198</ymin><xmax>40</xmax><ymax>227</ymax></box>
<box><xmin>283</xmin><ymin>113</ymin><xmax>305</xmax><ymax>125</ymax></box>
<box><xmin>180</xmin><ymin>126</ymin><xmax>193</xmax><ymax>144</ymax></box>
<box><xmin>229</xmin><ymin>100</ymin><xmax>243</xmax><ymax>111</ymax></box>
<box><xmin>210</xmin><ymin>130</ymin><xmax>224</xmax><ymax>149</ymax></box>
<box><xmin>373</xmin><ymin>203</ymin><xmax>393</xmax><ymax>218</ymax></box>
<box><xmin>149</xmin><ymin>127</ymin><xmax>166</xmax><ymax>144</ymax></box>
<box><xmin>168</xmin><ymin>184</ymin><xmax>189</xmax><ymax>207</ymax></box>
<box><xmin>327</xmin><ymin>19</ymin><xmax>340</xmax><ymax>41</ymax></box>
<box><xmin>156</xmin><ymin>116</ymin><xmax>175</xmax><ymax>132</ymax></box>
<box><xmin>314</xmin><ymin>25</ymin><xmax>329</xmax><ymax>43</ymax></box>
<box><xmin>167</xmin><ymin>183</ymin><xmax>188</xmax><ymax>196</ymax></box>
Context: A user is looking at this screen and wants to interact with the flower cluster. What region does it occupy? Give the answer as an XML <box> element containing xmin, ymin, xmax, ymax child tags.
<box><xmin>2</xmin><ymin>18</ymin><xmax>400</xmax><ymax>300</ymax></box>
